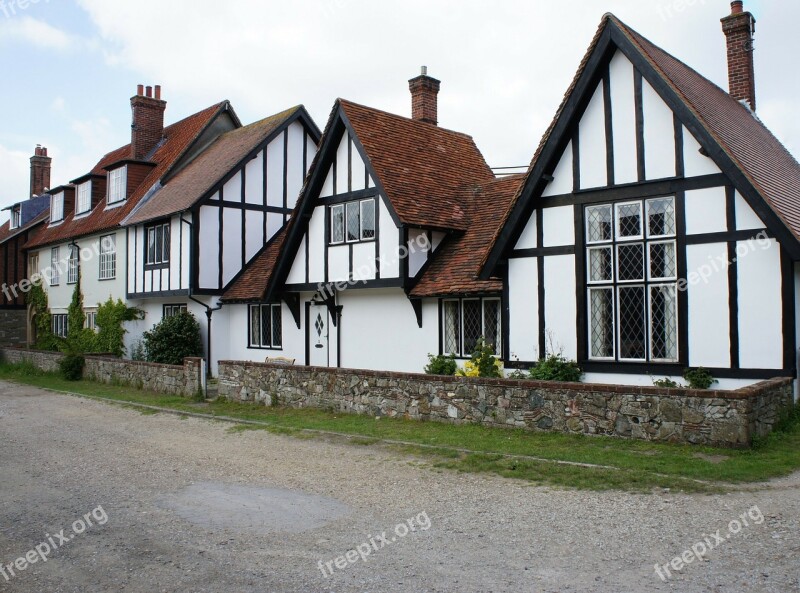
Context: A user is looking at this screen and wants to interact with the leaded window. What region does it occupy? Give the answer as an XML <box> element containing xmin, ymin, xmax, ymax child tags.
<box><xmin>249</xmin><ymin>304</ymin><xmax>282</xmax><ymax>349</ymax></box>
<box><xmin>441</xmin><ymin>297</ymin><xmax>501</xmax><ymax>357</ymax></box>
<box><xmin>585</xmin><ymin>196</ymin><xmax>678</xmax><ymax>362</ymax></box>
<box><xmin>329</xmin><ymin>198</ymin><xmax>376</xmax><ymax>244</ymax></box>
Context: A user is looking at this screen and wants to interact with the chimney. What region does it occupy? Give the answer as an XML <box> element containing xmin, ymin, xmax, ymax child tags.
<box><xmin>721</xmin><ymin>1</ymin><xmax>756</xmax><ymax>110</ymax></box>
<box><xmin>408</xmin><ymin>66</ymin><xmax>441</xmax><ymax>125</ymax></box>
<box><xmin>130</xmin><ymin>83</ymin><xmax>166</xmax><ymax>160</ymax></box>
<box><xmin>29</xmin><ymin>145</ymin><xmax>51</xmax><ymax>197</ymax></box>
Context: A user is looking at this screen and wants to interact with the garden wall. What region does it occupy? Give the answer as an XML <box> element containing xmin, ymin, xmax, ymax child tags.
<box><xmin>217</xmin><ymin>361</ymin><xmax>795</xmax><ymax>448</ymax></box>
<box><xmin>0</xmin><ymin>347</ymin><xmax>204</xmax><ymax>397</ymax></box>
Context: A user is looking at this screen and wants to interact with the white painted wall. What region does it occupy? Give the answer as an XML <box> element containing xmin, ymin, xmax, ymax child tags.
<box><xmin>609</xmin><ymin>51</ymin><xmax>638</xmax><ymax>185</ymax></box>
<box><xmin>582</xmin><ymin>372</ymin><xmax>758</xmax><ymax>390</ymax></box>
<box><xmin>641</xmin><ymin>79</ymin><xmax>676</xmax><ymax>181</ymax></box>
<box><xmin>578</xmin><ymin>86</ymin><xmax>607</xmax><ymax>190</ymax></box>
<box><xmin>735</xmin><ymin>191</ymin><xmax>765</xmax><ymax>230</ymax></box>
<box><xmin>738</xmin><ymin>238</ymin><xmax>783</xmax><ymax>369</ymax></box>
<box><xmin>307</xmin><ymin>207</ymin><xmax>325</xmax><ymax>283</ymax></box>
<box><xmin>198</xmin><ymin>205</ymin><xmax>219</xmax><ymax>288</ymax></box>
<box><xmin>686</xmin><ymin>243</ymin><xmax>730</xmax><ymax>367</ymax></box>
<box><xmin>542</xmin><ymin>140</ymin><xmax>573</xmax><ymax>197</ymax></box>
<box><xmin>508</xmin><ymin>257</ymin><xmax>538</xmax><ymax>362</ymax></box>
<box><xmin>543</xmin><ymin>254</ymin><xmax>577</xmax><ymax>358</ymax></box>
<box><xmin>378</xmin><ymin>200</ymin><xmax>400</xmax><ymax>278</ymax></box>
<box><xmin>542</xmin><ymin>206</ymin><xmax>574</xmax><ymax>247</ymax></box>
<box><xmin>684</xmin><ymin>186</ymin><xmax>727</xmax><ymax>235</ymax></box>
<box><xmin>682</xmin><ymin>126</ymin><xmax>721</xmax><ymax>178</ymax></box>
<box><xmin>515</xmin><ymin>214</ymin><xmax>537</xmax><ymax>250</ymax></box>
<box><xmin>244</xmin><ymin>151</ymin><xmax>263</xmax><ymax>205</ymax></box>
<box><xmin>222</xmin><ymin>207</ymin><xmax>242</xmax><ymax>286</ymax></box>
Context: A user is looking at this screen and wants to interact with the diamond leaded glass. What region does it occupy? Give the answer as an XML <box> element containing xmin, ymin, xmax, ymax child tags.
<box><xmin>462</xmin><ymin>300</ymin><xmax>482</xmax><ymax>355</ymax></box>
<box><xmin>617</xmin><ymin>243</ymin><xmax>645</xmax><ymax>282</ymax></box>
<box><xmin>586</xmin><ymin>205</ymin><xmax>613</xmax><ymax>243</ymax></box>
<box><xmin>443</xmin><ymin>301</ymin><xmax>459</xmax><ymax>355</ymax></box>
<box><xmin>616</xmin><ymin>202</ymin><xmax>642</xmax><ymax>239</ymax></box>
<box><xmin>646</xmin><ymin>197</ymin><xmax>676</xmax><ymax>237</ymax></box>
<box><xmin>331</xmin><ymin>205</ymin><xmax>344</xmax><ymax>243</ymax></box>
<box><xmin>589</xmin><ymin>288</ymin><xmax>614</xmax><ymax>358</ymax></box>
<box><xmin>650</xmin><ymin>285</ymin><xmax>677</xmax><ymax>360</ymax></box>
<box><xmin>346</xmin><ymin>202</ymin><xmax>360</xmax><ymax>242</ymax></box>
<box><xmin>360</xmin><ymin>200</ymin><xmax>375</xmax><ymax>239</ymax></box>
<box><xmin>649</xmin><ymin>241</ymin><xmax>676</xmax><ymax>280</ymax></box>
<box><xmin>589</xmin><ymin>247</ymin><xmax>613</xmax><ymax>282</ymax></box>
<box><xmin>483</xmin><ymin>299</ymin><xmax>501</xmax><ymax>355</ymax></box>
<box><xmin>618</xmin><ymin>286</ymin><xmax>646</xmax><ymax>360</ymax></box>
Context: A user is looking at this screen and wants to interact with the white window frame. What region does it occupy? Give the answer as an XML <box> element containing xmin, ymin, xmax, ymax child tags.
<box><xmin>330</xmin><ymin>204</ymin><xmax>344</xmax><ymax>244</ymax></box>
<box><xmin>50</xmin><ymin>247</ymin><xmax>60</xmax><ymax>285</ymax></box>
<box><xmin>50</xmin><ymin>193</ymin><xmax>64</xmax><ymax>223</ymax></box>
<box><xmin>29</xmin><ymin>254</ymin><xmax>38</xmax><ymax>277</ymax></box>
<box><xmin>52</xmin><ymin>314</ymin><xmax>68</xmax><ymax>338</ymax></box>
<box><xmin>107</xmin><ymin>167</ymin><xmax>127</xmax><ymax>205</ymax></box>
<box><xmin>163</xmin><ymin>304</ymin><xmax>187</xmax><ymax>318</ymax></box>
<box><xmin>67</xmin><ymin>245</ymin><xmax>79</xmax><ymax>285</ymax></box>
<box><xmin>85</xmin><ymin>310</ymin><xmax>98</xmax><ymax>332</ymax></box>
<box><xmin>614</xmin><ymin>201</ymin><xmax>644</xmax><ymax>241</ymax></box>
<box><xmin>76</xmin><ymin>181</ymin><xmax>92</xmax><ymax>215</ymax></box>
<box><xmin>10</xmin><ymin>207</ymin><xmax>20</xmax><ymax>229</ymax></box>
<box><xmin>99</xmin><ymin>234</ymin><xmax>116</xmax><ymax>280</ymax></box>
<box><xmin>248</xmin><ymin>303</ymin><xmax>282</xmax><ymax>349</ymax></box>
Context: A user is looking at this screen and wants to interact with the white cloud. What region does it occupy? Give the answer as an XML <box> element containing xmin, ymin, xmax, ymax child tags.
<box><xmin>0</xmin><ymin>16</ymin><xmax>76</xmax><ymax>50</ymax></box>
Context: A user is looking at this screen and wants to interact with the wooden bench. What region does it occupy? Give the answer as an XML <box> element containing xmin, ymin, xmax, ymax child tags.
<box><xmin>265</xmin><ymin>356</ymin><xmax>295</xmax><ymax>365</ymax></box>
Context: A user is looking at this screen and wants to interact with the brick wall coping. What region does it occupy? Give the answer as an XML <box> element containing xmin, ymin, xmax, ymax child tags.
<box><xmin>218</xmin><ymin>360</ymin><xmax>793</xmax><ymax>400</ymax></box>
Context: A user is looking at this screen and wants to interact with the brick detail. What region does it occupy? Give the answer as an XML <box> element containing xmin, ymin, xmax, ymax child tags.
<box><xmin>408</xmin><ymin>73</ymin><xmax>441</xmax><ymax>125</ymax></box>
<box><xmin>131</xmin><ymin>85</ymin><xmax>166</xmax><ymax>160</ymax></box>
<box><xmin>721</xmin><ymin>2</ymin><xmax>756</xmax><ymax>110</ymax></box>
<box><xmin>29</xmin><ymin>146</ymin><xmax>51</xmax><ymax>197</ymax></box>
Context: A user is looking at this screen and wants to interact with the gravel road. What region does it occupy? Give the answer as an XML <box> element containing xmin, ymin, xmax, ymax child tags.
<box><xmin>0</xmin><ymin>381</ymin><xmax>798</xmax><ymax>593</ymax></box>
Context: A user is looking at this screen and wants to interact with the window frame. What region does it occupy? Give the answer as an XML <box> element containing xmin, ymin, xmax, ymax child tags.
<box><xmin>247</xmin><ymin>303</ymin><xmax>283</xmax><ymax>350</ymax></box>
<box><xmin>99</xmin><ymin>234</ymin><xmax>116</xmax><ymax>280</ymax></box>
<box><xmin>163</xmin><ymin>304</ymin><xmax>188</xmax><ymax>318</ymax></box>
<box><xmin>85</xmin><ymin>310</ymin><xmax>98</xmax><ymax>332</ymax></box>
<box><xmin>52</xmin><ymin>314</ymin><xmax>68</xmax><ymax>338</ymax></box>
<box><xmin>10</xmin><ymin>206</ymin><xmax>20</xmax><ymax>229</ymax></box>
<box><xmin>76</xmin><ymin>181</ymin><xmax>92</xmax><ymax>215</ymax></box>
<box><xmin>440</xmin><ymin>296</ymin><xmax>502</xmax><ymax>358</ymax></box>
<box><xmin>107</xmin><ymin>166</ymin><xmax>127</xmax><ymax>205</ymax></box>
<box><xmin>67</xmin><ymin>245</ymin><xmax>79</xmax><ymax>285</ymax></box>
<box><xmin>144</xmin><ymin>222</ymin><xmax>170</xmax><ymax>267</ymax></box>
<box><xmin>328</xmin><ymin>198</ymin><xmax>377</xmax><ymax>246</ymax></box>
<box><xmin>50</xmin><ymin>247</ymin><xmax>61</xmax><ymax>285</ymax></box>
<box><xmin>50</xmin><ymin>193</ymin><xmax>64</xmax><ymax>223</ymax></box>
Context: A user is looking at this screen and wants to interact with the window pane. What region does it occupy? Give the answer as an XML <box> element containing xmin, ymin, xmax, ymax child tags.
<box><xmin>346</xmin><ymin>202</ymin><xmax>359</xmax><ymax>242</ymax></box>
<box><xmin>650</xmin><ymin>285</ymin><xmax>678</xmax><ymax>360</ymax></box>
<box><xmin>586</xmin><ymin>205</ymin><xmax>612</xmax><ymax>242</ymax></box>
<box><xmin>271</xmin><ymin>305</ymin><xmax>282</xmax><ymax>348</ymax></box>
<box><xmin>147</xmin><ymin>229</ymin><xmax>156</xmax><ymax>264</ymax></box>
<box><xmin>162</xmin><ymin>224</ymin><xmax>170</xmax><ymax>263</ymax></box>
<box><xmin>646</xmin><ymin>197</ymin><xmax>676</xmax><ymax>237</ymax></box>
<box><xmin>155</xmin><ymin>225</ymin><xmax>163</xmax><ymax>263</ymax></box>
<box><xmin>483</xmin><ymin>300</ymin><xmax>501</xmax><ymax>355</ymax></box>
<box><xmin>360</xmin><ymin>200</ymin><xmax>375</xmax><ymax>240</ymax></box>
<box><xmin>616</xmin><ymin>202</ymin><xmax>642</xmax><ymax>239</ymax></box>
<box><xmin>617</xmin><ymin>243</ymin><xmax>644</xmax><ymax>281</ymax></box>
<box><xmin>331</xmin><ymin>205</ymin><xmax>344</xmax><ymax>243</ymax></box>
<box><xmin>588</xmin><ymin>247</ymin><xmax>613</xmax><ymax>282</ymax></box>
<box><xmin>443</xmin><ymin>301</ymin><xmax>459</xmax><ymax>355</ymax></box>
<box><xmin>250</xmin><ymin>306</ymin><xmax>260</xmax><ymax>347</ymax></box>
<box><xmin>462</xmin><ymin>300</ymin><xmax>482</xmax><ymax>356</ymax></box>
<box><xmin>260</xmin><ymin>305</ymin><xmax>271</xmax><ymax>347</ymax></box>
<box><xmin>589</xmin><ymin>288</ymin><xmax>614</xmax><ymax>358</ymax></box>
<box><xmin>649</xmin><ymin>241</ymin><xmax>676</xmax><ymax>280</ymax></box>
<box><xmin>618</xmin><ymin>286</ymin><xmax>646</xmax><ymax>360</ymax></box>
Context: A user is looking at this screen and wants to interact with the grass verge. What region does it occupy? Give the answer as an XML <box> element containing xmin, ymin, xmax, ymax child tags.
<box><xmin>1</xmin><ymin>362</ymin><xmax>798</xmax><ymax>493</ymax></box>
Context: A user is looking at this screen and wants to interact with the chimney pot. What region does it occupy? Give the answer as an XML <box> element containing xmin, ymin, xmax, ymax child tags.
<box><xmin>145</xmin><ymin>85</ymin><xmax>152</xmax><ymax>98</ymax></box>
<box><xmin>131</xmin><ymin>85</ymin><xmax>166</xmax><ymax>160</ymax></box>
<box><xmin>137</xmin><ymin>84</ymin><xmax>144</xmax><ymax>96</ymax></box>
<box><xmin>731</xmin><ymin>1</ymin><xmax>744</xmax><ymax>14</ymax></box>
<box><xmin>154</xmin><ymin>84</ymin><xmax>161</xmax><ymax>100</ymax></box>
<box><xmin>409</xmin><ymin>67</ymin><xmax>441</xmax><ymax>126</ymax></box>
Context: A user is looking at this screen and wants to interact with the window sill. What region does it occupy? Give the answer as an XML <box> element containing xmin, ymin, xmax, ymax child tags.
<box><xmin>144</xmin><ymin>263</ymin><xmax>169</xmax><ymax>270</ymax></box>
<box><xmin>104</xmin><ymin>200</ymin><xmax>126</xmax><ymax>211</ymax></box>
<box><xmin>247</xmin><ymin>345</ymin><xmax>283</xmax><ymax>351</ymax></box>
<box><xmin>98</xmin><ymin>276</ymin><xmax>116</xmax><ymax>282</ymax></box>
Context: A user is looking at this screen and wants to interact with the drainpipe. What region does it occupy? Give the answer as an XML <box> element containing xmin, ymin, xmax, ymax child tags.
<box><xmin>180</xmin><ymin>213</ymin><xmax>223</xmax><ymax>386</ymax></box>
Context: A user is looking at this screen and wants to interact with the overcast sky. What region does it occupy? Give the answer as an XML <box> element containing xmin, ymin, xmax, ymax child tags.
<box><xmin>0</xmin><ymin>0</ymin><xmax>797</xmax><ymax>214</ymax></box>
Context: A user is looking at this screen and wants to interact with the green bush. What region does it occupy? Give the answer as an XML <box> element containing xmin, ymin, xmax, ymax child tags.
<box><xmin>456</xmin><ymin>338</ymin><xmax>503</xmax><ymax>378</ymax></box>
<box><xmin>424</xmin><ymin>353</ymin><xmax>457</xmax><ymax>376</ymax></box>
<box><xmin>26</xmin><ymin>281</ymin><xmax>58</xmax><ymax>351</ymax></box>
<box><xmin>59</xmin><ymin>354</ymin><xmax>85</xmax><ymax>381</ymax></box>
<box><xmin>94</xmin><ymin>298</ymin><xmax>144</xmax><ymax>356</ymax></box>
<box><xmin>529</xmin><ymin>354</ymin><xmax>582</xmax><ymax>382</ymax></box>
<box><xmin>683</xmin><ymin>367</ymin><xmax>717</xmax><ymax>390</ymax></box>
<box><xmin>652</xmin><ymin>377</ymin><xmax>682</xmax><ymax>388</ymax></box>
<box><xmin>143</xmin><ymin>312</ymin><xmax>203</xmax><ymax>366</ymax></box>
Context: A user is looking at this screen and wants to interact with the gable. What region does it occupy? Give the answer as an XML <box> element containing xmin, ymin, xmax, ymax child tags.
<box><xmin>319</xmin><ymin>131</ymin><xmax>376</xmax><ymax>198</ymax></box>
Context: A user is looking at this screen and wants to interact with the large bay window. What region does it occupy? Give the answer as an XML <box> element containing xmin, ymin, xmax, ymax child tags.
<box><xmin>586</xmin><ymin>196</ymin><xmax>678</xmax><ymax>362</ymax></box>
<box><xmin>442</xmin><ymin>297</ymin><xmax>501</xmax><ymax>357</ymax></box>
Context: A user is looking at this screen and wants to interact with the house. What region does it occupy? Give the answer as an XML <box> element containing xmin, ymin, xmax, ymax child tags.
<box><xmin>122</xmin><ymin>105</ymin><xmax>320</xmax><ymax>372</ymax></box>
<box><xmin>24</xmin><ymin>85</ymin><xmax>240</xmax><ymax>350</ymax></box>
<box><xmin>482</xmin><ymin>2</ymin><xmax>800</xmax><ymax>389</ymax></box>
<box><xmin>0</xmin><ymin>146</ymin><xmax>52</xmax><ymax>344</ymax></box>
<box><xmin>221</xmin><ymin>72</ymin><xmax>522</xmax><ymax>372</ymax></box>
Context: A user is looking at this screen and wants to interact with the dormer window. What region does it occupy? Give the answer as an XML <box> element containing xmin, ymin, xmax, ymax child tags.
<box><xmin>107</xmin><ymin>166</ymin><xmax>127</xmax><ymax>205</ymax></box>
<box><xmin>76</xmin><ymin>181</ymin><xmax>92</xmax><ymax>215</ymax></box>
<box><xmin>9</xmin><ymin>206</ymin><xmax>20</xmax><ymax>229</ymax></box>
<box><xmin>50</xmin><ymin>192</ymin><xmax>64</xmax><ymax>223</ymax></box>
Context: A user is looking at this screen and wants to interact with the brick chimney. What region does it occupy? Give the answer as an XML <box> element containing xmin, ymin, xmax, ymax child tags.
<box><xmin>29</xmin><ymin>145</ymin><xmax>51</xmax><ymax>197</ymax></box>
<box><xmin>130</xmin><ymin>84</ymin><xmax>166</xmax><ymax>160</ymax></box>
<box><xmin>721</xmin><ymin>1</ymin><xmax>756</xmax><ymax>110</ymax></box>
<box><xmin>408</xmin><ymin>66</ymin><xmax>440</xmax><ymax>125</ymax></box>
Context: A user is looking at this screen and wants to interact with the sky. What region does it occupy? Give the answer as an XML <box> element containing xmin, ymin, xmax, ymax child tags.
<box><xmin>0</xmin><ymin>0</ymin><xmax>797</xmax><ymax>217</ymax></box>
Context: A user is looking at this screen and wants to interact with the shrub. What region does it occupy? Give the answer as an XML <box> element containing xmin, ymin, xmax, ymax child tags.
<box><xmin>652</xmin><ymin>377</ymin><xmax>682</xmax><ymax>388</ymax></box>
<box><xmin>59</xmin><ymin>354</ymin><xmax>85</xmax><ymax>381</ymax></box>
<box><xmin>143</xmin><ymin>311</ymin><xmax>203</xmax><ymax>366</ymax></box>
<box><xmin>424</xmin><ymin>353</ymin><xmax>457</xmax><ymax>376</ymax></box>
<box><xmin>27</xmin><ymin>281</ymin><xmax>58</xmax><ymax>351</ymax></box>
<box><xmin>457</xmin><ymin>338</ymin><xmax>503</xmax><ymax>378</ymax></box>
<box><xmin>507</xmin><ymin>368</ymin><xmax>529</xmax><ymax>380</ymax></box>
<box><xmin>683</xmin><ymin>367</ymin><xmax>717</xmax><ymax>390</ymax></box>
<box><xmin>529</xmin><ymin>354</ymin><xmax>582</xmax><ymax>382</ymax></box>
<box><xmin>94</xmin><ymin>297</ymin><xmax>144</xmax><ymax>356</ymax></box>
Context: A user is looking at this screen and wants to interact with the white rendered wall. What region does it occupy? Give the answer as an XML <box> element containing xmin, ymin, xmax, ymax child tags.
<box><xmin>735</xmin><ymin>191</ymin><xmax>765</xmax><ymax>230</ymax></box>
<box><xmin>578</xmin><ymin>86</ymin><xmax>607</xmax><ymax>189</ymax></box>
<box><xmin>609</xmin><ymin>51</ymin><xmax>638</xmax><ymax>185</ymax></box>
<box><xmin>641</xmin><ymin>79</ymin><xmax>676</xmax><ymax>181</ymax></box>
<box><xmin>541</xmin><ymin>140</ymin><xmax>573</xmax><ymax>197</ymax></box>
<box><xmin>543</xmin><ymin>254</ymin><xmax>577</xmax><ymax>359</ymax></box>
<box><xmin>682</xmin><ymin>126</ymin><xmax>721</xmax><ymax>178</ymax></box>
<box><xmin>198</xmin><ymin>205</ymin><xmax>219</xmax><ymax>288</ymax></box>
<box><xmin>508</xmin><ymin>257</ymin><xmax>539</xmax><ymax>362</ymax></box>
<box><xmin>686</xmin><ymin>243</ymin><xmax>730</xmax><ymax>368</ymax></box>
<box><xmin>515</xmin><ymin>214</ymin><xmax>537</xmax><ymax>250</ymax></box>
<box><xmin>684</xmin><ymin>187</ymin><xmax>727</xmax><ymax>235</ymax></box>
<box><xmin>582</xmin><ymin>372</ymin><xmax>758</xmax><ymax>390</ymax></box>
<box><xmin>542</xmin><ymin>206</ymin><xmax>574</xmax><ymax>247</ymax></box>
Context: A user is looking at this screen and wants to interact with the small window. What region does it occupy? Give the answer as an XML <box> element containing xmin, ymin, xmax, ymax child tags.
<box><xmin>50</xmin><ymin>193</ymin><xmax>64</xmax><ymax>223</ymax></box>
<box><xmin>107</xmin><ymin>167</ymin><xmax>127</xmax><ymax>204</ymax></box>
<box><xmin>360</xmin><ymin>200</ymin><xmax>375</xmax><ymax>240</ymax></box>
<box><xmin>76</xmin><ymin>181</ymin><xmax>91</xmax><ymax>214</ymax></box>
<box><xmin>29</xmin><ymin>254</ymin><xmax>39</xmax><ymax>276</ymax></box>
<box><xmin>163</xmin><ymin>304</ymin><xmax>187</xmax><ymax>318</ymax></box>
<box><xmin>249</xmin><ymin>304</ymin><xmax>282</xmax><ymax>349</ymax></box>
<box><xmin>99</xmin><ymin>234</ymin><xmax>116</xmax><ymax>280</ymax></box>
<box><xmin>67</xmin><ymin>245</ymin><xmax>79</xmax><ymax>284</ymax></box>
<box><xmin>145</xmin><ymin>223</ymin><xmax>170</xmax><ymax>265</ymax></box>
<box><xmin>615</xmin><ymin>202</ymin><xmax>643</xmax><ymax>240</ymax></box>
<box><xmin>52</xmin><ymin>314</ymin><xmax>68</xmax><ymax>338</ymax></box>
<box><xmin>85</xmin><ymin>311</ymin><xmax>97</xmax><ymax>332</ymax></box>
<box><xmin>441</xmin><ymin>297</ymin><xmax>501</xmax><ymax>357</ymax></box>
<box><xmin>10</xmin><ymin>207</ymin><xmax>20</xmax><ymax>229</ymax></box>
<box><xmin>330</xmin><ymin>204</ymin><xmax>344</xmax><ymax>244</ymax></box>
<box><xmin>50</xmin><ymin>247</ymin><xmax>60</xmax><ymax>285</ymax></box>
<box><xmin>346</xmin><ymin>201</ymin><xmax>360</xmax><ymax>242</ymax></box>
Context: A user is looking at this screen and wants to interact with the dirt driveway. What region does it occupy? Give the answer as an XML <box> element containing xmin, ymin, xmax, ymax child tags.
<box><xmin>0</xmin><ymin>381</ymin><xmax>798</xmax><ymax>592</ymax></box>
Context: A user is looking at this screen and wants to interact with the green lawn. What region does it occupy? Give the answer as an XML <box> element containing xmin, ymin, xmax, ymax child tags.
<box><xmin>1</xmin><ymin>361</ymin><xmax>798</xmax><ymax>493</ymax></box>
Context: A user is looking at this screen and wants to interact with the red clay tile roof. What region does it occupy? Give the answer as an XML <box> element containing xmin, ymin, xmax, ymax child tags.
<box><xmin>0</xmin><ymin>210</ymin><xmax>49</xmax><ymax>245</ymax></box>
<box><xmin>221</xmin><ymin>227</ymin><xmax>286</xmax><ymax>302</ymax></box>
<box><xmin>126</xmin><ymin>107</ymin><xmax>304</xmax><ymax>226</ymax></box>
<box><xmin>411</xmin><ymin>174</ymin><xmax>524</xmax><ymax>297</ymax></box>
<box><xmin>339</xmin><ymin>99</ymin><xmax>494</xmax><ymax>231</ymax></box>
<box><xmin>25</xmin><ymin>102</ymin><xmax>228</xmax><ymax>249</ymax></box>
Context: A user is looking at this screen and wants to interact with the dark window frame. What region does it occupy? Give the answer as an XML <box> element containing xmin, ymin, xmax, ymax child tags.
<box><xmin>144</xmin><ymin>222</ymin><xmax>170</xmax><ymax>268</ymax></box>
<box><xmin>247</xmin><ymin>303</ymin><xmax>283</xmax><ymax>350</ymax></box>
<box><xmin>440</xmin><ymin>296</ymin><xmax>502</xmax><ymax>358</ymax></box>
<box><xmin>329</xmin><ymin>198</ymin><xmax>376</xmax><ymax>245</ymax></box>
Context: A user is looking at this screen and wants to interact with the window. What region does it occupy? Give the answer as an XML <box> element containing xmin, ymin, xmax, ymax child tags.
<box><xmin>585</xmin><ymin>196</ymin><xmax>678</xmax><ymax>362</ymax></box>
<box><xmin>107</xmin><ymin>167</ymin><xmax>127</xmax><ymax>204</ymax></box>
<box><xmin>10</xmin><ymin>207</ymin><xmax>20</xmax><ymax>229</ymax></box>
<box><xmin>441</xmin><ymin>297</ymin><xmax>502</xmax><ymax>357</ymax></box>
<box><xmin>50</xmin><ymin>193</ymin><xmax>64</xmax><ymax>223</ymax></box>
<box><xmin>99</xmin><ymin>234</ymin><xmax>116</xmax><ymax>280</ymax></box>
<box><xmin>249</xmin><ymin>304</ymin><xmax>282</xmax><ymax>349</ymax></box>
<box><xmin>67</xmin><ymin>245</ymin><xmax>79</xmax><ymax>284</ymax></box>
<box><xmin>52</xmin><ymin>314</ymin><xmax>68</xmax><ymax>338</ymax></box>
<box><xmin>76</xmin><ymin>181</ymin><xmax>91</xmax><ymax>214</ymax></box>
<box><xmin>85</xmin><ymin>311</ymin><xmax>97</xmax><ymax>332</ymax></box>
<box><xmin>145</xmin><ymin>223</ymin><xmax>170</xmax><ymax>266</ymax></box>
<box><xmin>163</xmin><ymin>304</ymin><xmax>187</xmax><ymax>318</ymax></box>
<box><xmin>50</xmin><ymin>247</ymin><xmax>60</xmax><ymax>285</ymax></box>
<box><xmin>330</xmin><ymin>198</ymin><xmax>376</xmax><ymax>244</ymax></box>
<box><xmin>29</xmin><ymin>254</ymin><xmax>38</xmax><ymax>276</ymax></box>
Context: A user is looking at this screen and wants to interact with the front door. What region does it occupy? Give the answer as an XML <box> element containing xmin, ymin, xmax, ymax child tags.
<box><xmin>307</xmin><ymin>300</ymin><xmax>339</xmax><ymax>367</ymax></box>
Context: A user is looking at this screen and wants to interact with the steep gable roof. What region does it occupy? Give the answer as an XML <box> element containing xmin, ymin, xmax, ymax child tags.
<box><xmin>221</xmin><ymin>227</ymin><xmax>286</xmax><ymax>303</ymax></box>
<box><xmin>25</xmin><ymin>101</ymin><xmax>231</xmax><ymax>249</ymax></box>
<box><xmin>124</xmin><ymin>106</ymin><xmax>319</xmax><ymax>226</ymax></box>
<box><xmin>482</xmin><ymin>13</ymin><xmax>800</xmax><ymax>275</ymax></box>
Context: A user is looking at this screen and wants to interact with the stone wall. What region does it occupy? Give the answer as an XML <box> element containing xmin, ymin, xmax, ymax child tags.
<box><xmin>0</xmin><ymin>309</ymin><xmax>27</xmax><ymax>347</ymax></box>
<box><xmin>217</xmin><ymin>361</ymin><xmax>795</xmax><ymax>448</ymax></box>
<box><xmin>0</xmin><ymin>347</ymin><xmax>204</xmax><ymax>398</ymax></box>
